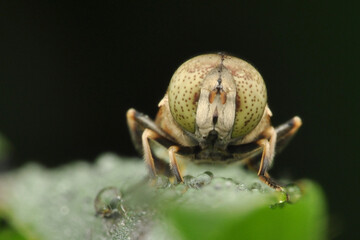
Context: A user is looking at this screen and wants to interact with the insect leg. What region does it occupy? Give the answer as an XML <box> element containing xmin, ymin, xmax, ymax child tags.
<box><xmin>127</xmin><ymin>108</ymin><xmax>146</xmax><ymax>154</ymax></box>
<box><xmin>257</xmin><ymin>127</ymin><xmax>283</xmax><ymax>191</ymax></box>
<box><xmin>275</xmin><ymin>116</ymin><xmax>302</xmax><ymax>152</ymax></box>
<box><xmin>127</xmin><ymin>108</ymin><xmax>177</xmax><ymax>155</ymax></box>
<box><xmin>141</xmin><ymin>129</ymin><xmax>161</xmax><ymax>178</ymax></box>
<box><xmin>168</xmin><ymin>146</ymin><xmax>184</xmax><ymax>183</ymax></box>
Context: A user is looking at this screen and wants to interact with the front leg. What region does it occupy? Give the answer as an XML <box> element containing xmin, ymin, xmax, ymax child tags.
<box><xmin>142</xmin><ymin>132</ymin><xmax>186</xmax><ymax>183</ymax></box>
<box><xmin>127</xmin><ymin>108</ymin><xmax>177</xmax><ymax>155</ymax></box>
<box><xmin>244</xmin><ymin>116</ymin><xmax>302</xmax><ymax>189</ymax></box>
<box><xmin>141</xmin><ymin>129</ymin><xmax>160</xmax><ymax>178</ymax></box>
<box><xmin>168</xmin><ymin>145</ymin><xmax>184</xmax><ymax>183</ymax></box>
<box><xmin>256</xmin><ymin>126</ymin><xmax>284</xmax><ymax>191</ymax></box>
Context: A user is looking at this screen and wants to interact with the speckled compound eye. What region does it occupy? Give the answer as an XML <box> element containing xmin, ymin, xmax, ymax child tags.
<box><xmin>168</xmin><ymin>54</ymin><xmax>267</xmax><ymax>138</ymax></box>
<box><xmin>168</xmin><ymin>55</ymin><xmax>222</xmax><ymax>133</ymax></box>
<box><xmin>223</xmin><ymin>56</ymin><xmax>267</xmax><ymax>138</ymax></box>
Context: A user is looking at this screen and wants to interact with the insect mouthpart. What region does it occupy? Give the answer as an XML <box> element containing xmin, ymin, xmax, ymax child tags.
<box><xmin>206</xmin><ymin>129</ymin><xmax>219</xmax><ymax>145</ymax></box>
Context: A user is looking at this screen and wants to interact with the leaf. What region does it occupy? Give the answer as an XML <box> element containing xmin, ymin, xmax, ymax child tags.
<box><xmin>0</xmin><ymin>153</ymin><xmax>327</xmax><ymax>240</ymax></box>
<box><xmin>0</xmin><ymin>217</ymin><xmax>27</xmax><ymax>240</ymax></box>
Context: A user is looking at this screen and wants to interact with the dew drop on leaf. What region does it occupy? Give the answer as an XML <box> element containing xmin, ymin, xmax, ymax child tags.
<box><xmin>94</xmin><ymin>186</ymin><xmax>126</xmax><ymax>218</ymax></box>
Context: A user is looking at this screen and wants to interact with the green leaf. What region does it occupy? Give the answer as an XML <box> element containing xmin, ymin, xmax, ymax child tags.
<box><xmin>0</xmin><ymin>218</ymin><xmax>27</xmax><ymax>240</ymax></box>
<box><xmin>166</xmin><ymin>180</ymin><xmax>326</xmax><ymax>240</ymax></box>
<box><xmin>0</xmin><ymin>153</ymin><xmax>327</xmax><ymax>240</ymax></box>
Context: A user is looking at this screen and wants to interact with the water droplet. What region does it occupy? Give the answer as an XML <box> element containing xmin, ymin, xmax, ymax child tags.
<box><xmin>60</xmin><ymin>205</ymin><xmax>70</xmax><ymax>216</ymax></box>
<box><xmin>94</xmin><ymin>186</ymin><xmax>126</xmax><ymax>218</ymax></box>
<box><xmin>250</xmin><ymin>182</ymin><xmax>262</xmax><ymax>192</ymax></box>
<box><xmin>211</xmin><ymin>177</ymin><xmax>237</xmax><ymax>190</ymax></box>
<box><xmin>185</xmin><ymin>171</ymin><xmax>213</xmax><ymax>189</ymax></box>
<box><xmin>237</xmin><ymin>183</ymin><xmax>248</xmax><ymax>191</ymax></box>
<box><xmin>285</xmin><ymin>183</ymin><xmax>302</xmax><ymax>203</ymax></box>
<box><xmin>154</xmin><ymin>175</ymin><xmax>171</xmax><ymax>188</ymax></box>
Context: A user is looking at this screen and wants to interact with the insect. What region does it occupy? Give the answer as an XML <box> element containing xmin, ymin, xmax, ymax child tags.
<box><xmin>127</xmin><ymin>53</ymin><xmax>302</xmax><ymax>192</ymax></box>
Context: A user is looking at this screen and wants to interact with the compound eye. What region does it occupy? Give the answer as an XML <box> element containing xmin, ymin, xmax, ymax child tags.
<box><xmin>168</xmin><ymin>54</ymin><xmax>222</xmax><ymax>133</ymax></box>
<box><xmin>223</xmin><ymin>57</ymin><xmax>267</xmax><ymax>138</ymax></box>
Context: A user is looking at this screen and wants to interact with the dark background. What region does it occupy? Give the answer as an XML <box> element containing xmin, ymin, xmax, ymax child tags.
<box><xmin>0</xmin><ymin>1</ymin><xmax>359</xmax><ymax>239</ymax></box>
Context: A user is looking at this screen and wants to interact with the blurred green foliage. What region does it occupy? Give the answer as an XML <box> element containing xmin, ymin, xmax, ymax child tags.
<box><xmin>0</xmin><ymin>153</ymin><xmax>327</xmax><ymax>240</ymax></box>
<box><xmin>168</xmin><ymin>181</ymin><xmax>325</xmax><ymax>240</ymax></box>
<box><xmin>0</xmin><ymin>218</ymin><xmax>27</xmax><ymax>240</ymax></box>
